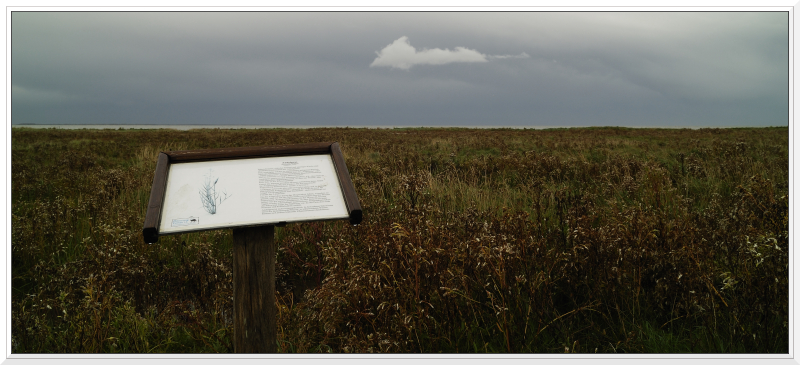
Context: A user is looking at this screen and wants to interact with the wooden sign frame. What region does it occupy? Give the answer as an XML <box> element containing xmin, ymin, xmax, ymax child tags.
<box><xmin>142</xmin><ymin>142</ymin><xmax>362</xmax><ymax>244</ymax></box>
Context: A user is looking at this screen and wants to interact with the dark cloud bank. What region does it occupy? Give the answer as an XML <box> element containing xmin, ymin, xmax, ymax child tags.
<box><xmin>11</xmin><ymin>12</ymin><xmax>789</xmax><ymax>127</ymax></box>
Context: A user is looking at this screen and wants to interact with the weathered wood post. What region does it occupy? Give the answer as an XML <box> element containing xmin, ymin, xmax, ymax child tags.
<box><xmin>142</xmin><ymin>142</ymin><xmax>361</xmax><ymax>354</ymax></box>
<box><xmin>232</xmin><ymin>225</ymin><xmax>276</xmax><ymax>353</ymax></box>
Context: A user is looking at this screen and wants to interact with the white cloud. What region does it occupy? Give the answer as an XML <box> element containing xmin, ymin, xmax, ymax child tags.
<box><xmin>370</xmin><ymin>36</ymin><xmax>488</xmax><ymax>70</ymax></box>
<box><xmin>488</xmin><ymin>52</ymin><xmax>530</xmax><ymax>60</ymax></box>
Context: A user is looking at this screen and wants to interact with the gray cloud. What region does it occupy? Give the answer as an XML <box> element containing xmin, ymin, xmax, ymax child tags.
<box><xmin>10</xmin><ymin>11</ymin><xmax>789</xmax><ymax>127</ymax></box>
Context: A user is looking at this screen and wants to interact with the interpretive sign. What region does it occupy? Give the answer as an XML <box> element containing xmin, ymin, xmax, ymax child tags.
<box><xmin>142</xmin><ymin>142</ymin><xmax>361</xmax><ymax>353</ymax></box>
<box><xmin>142</xmin><ymin>142</ymin><xmax>361</xmax><ymax>244</ymax></box>
<box><xmin>160</xmin><ymin>153</ymin><xmax>349</xmax><ymax>234</ymax></box>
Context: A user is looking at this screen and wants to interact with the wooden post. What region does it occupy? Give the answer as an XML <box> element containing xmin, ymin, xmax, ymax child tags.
<box><xmin>233</xmin><ymin>225</ymin><xmax>277</xmax><ymax>353</ymax></box>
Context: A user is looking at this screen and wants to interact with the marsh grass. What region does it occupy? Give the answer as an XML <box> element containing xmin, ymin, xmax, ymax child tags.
<box><xmin>11</xmin><ymin>126</ymin><xmax>788</xmax><ymax>353</ymax></box>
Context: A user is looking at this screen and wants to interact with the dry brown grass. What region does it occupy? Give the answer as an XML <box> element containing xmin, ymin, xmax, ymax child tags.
<box><xmin>11</xmin><ymin>126</ymin><xmax>788</xmax><ymax>353</ymax></box>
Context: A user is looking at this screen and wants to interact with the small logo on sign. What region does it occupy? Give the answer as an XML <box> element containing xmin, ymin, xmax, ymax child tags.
<box><xmin>172</xmin><ymin>217</ymin><xmax>199</xmax><ymax>227</ymax></box>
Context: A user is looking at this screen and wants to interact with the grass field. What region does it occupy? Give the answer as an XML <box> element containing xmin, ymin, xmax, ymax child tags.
<box><xmin>10</xmin><ymin>126</ymin><xmax>789</xmax><ymax>353</ymax></box>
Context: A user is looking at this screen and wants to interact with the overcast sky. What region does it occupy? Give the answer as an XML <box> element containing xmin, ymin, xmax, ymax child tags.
<box><xmin>10</xmin><ymin>11</ymin><xmax>789</xmax><ymax>127</ymax></box>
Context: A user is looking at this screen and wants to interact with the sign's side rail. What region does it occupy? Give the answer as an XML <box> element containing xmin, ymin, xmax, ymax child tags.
<box><xmin>330</xmin><ymin>142</ymin><xmax>363</xmax><ymax>225</ymax></box>
<box><xmin>143</xmin><ymin>152</ymin><xmax>170</xmax><ymax>243</ymax></box>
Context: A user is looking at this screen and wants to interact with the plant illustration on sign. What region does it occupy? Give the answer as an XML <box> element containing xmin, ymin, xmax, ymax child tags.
<box><xmin>199</xmin><ymin>170</ymin><xmax>232</xmax><ymax>215</ymax></box>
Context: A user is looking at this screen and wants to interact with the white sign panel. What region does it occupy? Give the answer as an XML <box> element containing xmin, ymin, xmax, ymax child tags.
<box><xmin>159</xmin><ymin>154</ymin><xmax>349</xmax><ymax>234</ymax></box>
